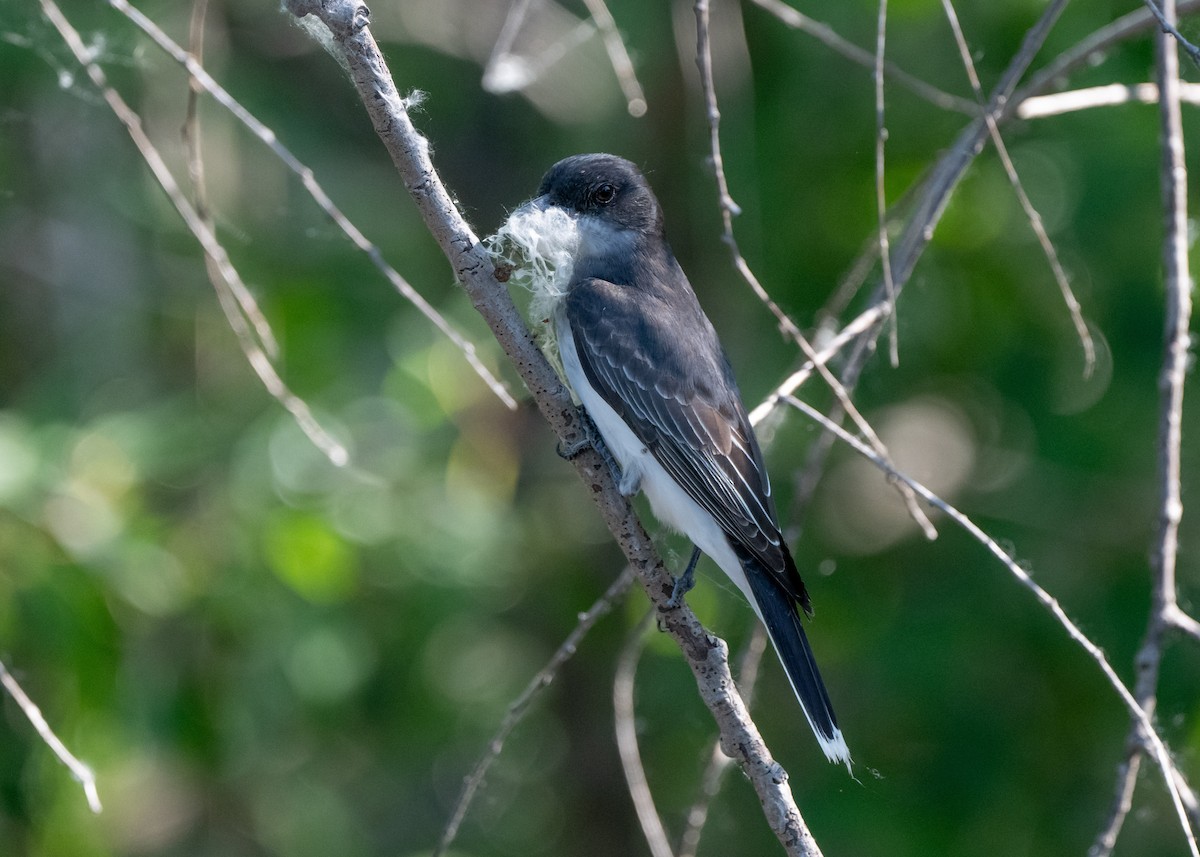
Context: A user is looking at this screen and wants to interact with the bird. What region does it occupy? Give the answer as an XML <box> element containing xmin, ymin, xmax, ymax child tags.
<box><xmin>496</xmin><ymin>153</ymin><xmax>849</xmax><ymax>766</ymax></box>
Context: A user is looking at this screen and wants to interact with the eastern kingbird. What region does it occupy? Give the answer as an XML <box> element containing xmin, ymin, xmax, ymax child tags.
<box><xmin>494</xmin><ymin>153</ymin><xmax>849</xmax><ymax>766</ymax></box>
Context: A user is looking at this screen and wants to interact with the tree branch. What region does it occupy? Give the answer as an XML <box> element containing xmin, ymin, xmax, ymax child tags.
<box><xmin>1091</xmin><ymin>0</ymin><xmax>1197</xmax><ymax>850</ymax></box>
<box><xmin>281</xmin><ymin>2</ymin><xmax>825</xmax><ymax>853</ymax></box>
<box><xmin>785</xmin><ymin>396</ymin><xmax>1199</xmax><ymax>857</ymax></box>
<box><xmin>0</xmin><ymin>659</ymin><xmax>101</xmax><ymax>814</ymax></box>
<box><xmin>437</xmin><ymin>566</ymin><xmax>638</xmax><ymax>855</ymax></box>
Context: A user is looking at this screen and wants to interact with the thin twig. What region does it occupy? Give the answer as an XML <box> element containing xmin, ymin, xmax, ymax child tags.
<box><xmin>0</xmin><ymin>659</ymin><xmax>101</xmax><ymax>813</ymax></box>
<box><xmin>747</xmin><ymin>304</ymin><xmax>886</xmax><ymax>427</ymax></box>
<box><xmin>1014</xmin><ymin>0</ymin><xmax>1200</xmax><ymax>114</ymax></box>
<box><xmin>482</xmin><ymin>0</ymin><xmax>596</xmax><ymax>95</ymax></box>
<box><xmin>1142</xmin><ymin>0</ymin><xmax>1200</xmax><ymax>68</ymax></box>
<box><xmin>747</xmin><ymin>0</ymin><xmax>976</xmax><ymax>114</ymax></box>
<box><xmin>873</xmin><ymin>0</ymin><xmax>898</xmax><ymax>368</ymax></box>
<box><xmin>614</xmin><ymin>611</ymin><xmax>676</xmax><ymax>857</ymax></box>
<box><xmin>180</xmin><ymin>0</ymin><xmax>278</xmax><ymax>362</ymax></box>
<box><xmin>105</xmin><ymin>0</ymin><xmax>517</xmax><ymax>412</ymax></box>
<box><xmin>1167</xmin><ymin>604</ymin><xmax>1200</xmax><ymax>642</ymax></box>
<box><xmin>694</xmin><ymin>0</ymin><xmax>935</xmax><ymax>540</ymax></box>
<box><xmin>1019</xmin><ymin>81</ymin><xmax>1200</xmax><ymax>118</ymax></box>
<box><xmin>44</xmin><ymin>0</ymin><xmax>351</xmax><ymax>467</ymax></box>
<box><xmin>784</xmin><ymin>395</ymin><xmax>1200</xmax><ymax>857</ymax></box>
<box><xmin>581</xmin><ymin>0</ymin><xmax>647</xmax><ymax>117</ymax></box>
<box><xmin>1091</xmin><ymin>0</ymin><xmax>1196</xmax><ymax>851</ymax></box>
<box><xmin>941</xmin><ymin>0</ymin><xmax>1096</xmax><ymax>377</ymax></box>
<box><xmin>798</xmin><ymin>0</ymin><xmax>1072</xmax><ymax>536</ymax></box>
<box><xmin>182</xmin><ymin>0</ymin><xmax>314</xmax><ymax>468</ymax></box>
<box><xmin>694</xmin><ymin>0</ymin><xmax>797</xmax><ymax>341</ymax></box>
<box><xmin>282</xmin><ymin>4</ymin><xmax>825</xmax><ymax>853</ymax></box>
<box><xmin>482</xmin><ymin>0</ymin><xmax>536</xmax><ymax>88</ymax></box>
<box><xmin>436</xmin><ymin>566</ymin><xmax>637</xmax><ymax>855</ymax></box>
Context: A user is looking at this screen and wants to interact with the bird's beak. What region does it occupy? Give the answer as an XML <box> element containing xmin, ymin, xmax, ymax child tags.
<box><xmin>524</xmin><ymin>193</ymin><xmax>552</xmax><ymax>214</ymax></box>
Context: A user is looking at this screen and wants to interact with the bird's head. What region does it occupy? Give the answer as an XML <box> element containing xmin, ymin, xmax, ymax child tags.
<box><xmin>532</xmin><ymin>153</ymin><xmax>662</xmax><ymax>240</ymax></box>
<box><xmin>486</xmin><ymin>154</ymin><xmax>664</xmax><ymax>339</ymax></box>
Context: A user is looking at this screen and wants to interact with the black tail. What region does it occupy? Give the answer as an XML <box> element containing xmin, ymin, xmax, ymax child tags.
<box><xmin>744</xmin><ymin>559</ymin><xmax>850</xmax><ymax>766</ymax></box>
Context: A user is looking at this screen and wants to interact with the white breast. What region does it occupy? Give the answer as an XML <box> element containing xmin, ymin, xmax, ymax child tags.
<box><xmin>553</xmin><ymin>309</ymin><xmax>755</xmax><ymax>612</ymax></box>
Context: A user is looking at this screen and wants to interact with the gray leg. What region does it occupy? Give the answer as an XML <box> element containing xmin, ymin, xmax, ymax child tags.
<box><xmin>666</xmin><ymin>546</ymin><xmax>702</xmax><ymax>608</ymax></box>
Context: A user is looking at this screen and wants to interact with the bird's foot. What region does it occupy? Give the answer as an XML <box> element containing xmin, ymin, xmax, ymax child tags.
<box><xmin>557</xmin><ymin>408</ymin><xmax>628</xmax><ymax>491</ymax></box>
<box><xmin>666</xmin><ymin>546</ymin><xmax>702</xmax><ymax>609</ymax></box>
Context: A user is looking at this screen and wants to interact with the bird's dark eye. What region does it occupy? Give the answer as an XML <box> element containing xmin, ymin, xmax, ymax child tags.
<box><xmin>593</xmin><ymin>183</ymin><xmax>617</xmax><ymax>205</ymax></box>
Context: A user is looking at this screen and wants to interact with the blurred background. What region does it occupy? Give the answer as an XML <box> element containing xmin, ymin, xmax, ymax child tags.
<box><xmin>1</xmin><ymin>1</ymin><xmax>1198</xmax><ymax>855</ymax></box>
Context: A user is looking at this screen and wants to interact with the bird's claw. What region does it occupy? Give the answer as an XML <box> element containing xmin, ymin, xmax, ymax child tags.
<box><xmin>557</xmin><ymin>408</ymin><xmax>626</xmax><ymax>489</ymax></box>
<box><xmin>665</xmin><ymin>545</ymin><xmax>702</xmax><ymax>609</ymax></box>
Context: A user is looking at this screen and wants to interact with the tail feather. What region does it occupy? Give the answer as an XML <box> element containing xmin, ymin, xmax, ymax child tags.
<box><xmin>745</xmin><ymin>560</ymin><xmax>851</xmax><ymax>767</ymax></box>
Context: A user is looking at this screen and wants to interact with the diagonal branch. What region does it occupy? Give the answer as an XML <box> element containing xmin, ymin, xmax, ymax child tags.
<box><xmin>747</xmin><ymin>0</ymin><xmax>976</xmax><ymax>113</ymax></box>
<box><xmin>1018</xmin><ymin>81</ymin><xmax>1200</xmax><ymax>118</ymax></box>
<box><xmin>106</xmin><ymin>0</ymin><xmax>517</xmax><ymax>413</ymax></box>
<box><xmin>0</xmin><ymin>659</ymin><xmax>101</xmax><ymax>814</ymax></box>
<box><xmin>678</xmin><ymin>623</ymin><xmax>769</xmax><ymax>857</ymax></box>
<box><xmin>281</xmin><ymin>2</ymin><xmax>825</xmax><ymax>853</ymax></box>
<box><xmin>784</xmin><ymin>396</ymin><xmax>1200</xmax><ymax>857</ymax></box>
<box><xmin>43</xmin><ymin>0</ymin><xmax>351</xmax><ymax>467</ymax></box>
<box><xmin>437</xmin><ymin>566</ymin><xmax>637</xmax><ymax>855</ymax></box>
<box><xmin>940</xmin><ymin>0</ymin><xmax>1096</xmax><ymax>376</ymax></box>
<box><xmin>1142</xmin><ymin>0</ymin><xmax>1200</xmax><ymax>67</ymax></box>
<box><xmin>694</xmin><ymin>0</ymin><xmax>935</xmax><ymax>540</ymax></box>
<box><xmin>581</xmin><ymin>0</ymin><xmax>647</xmax><ymax>117</ymax></box>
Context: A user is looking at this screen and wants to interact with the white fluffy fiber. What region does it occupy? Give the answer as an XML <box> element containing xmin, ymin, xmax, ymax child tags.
<box><xmin>488</xmin><ymin>205</ymin><xmax>579</xmax><ymax>323</ymax></box>
<box><xmin>486</xmin><ymin>204</ymin><xmax>581</xmax><ymax>372</ymax></box>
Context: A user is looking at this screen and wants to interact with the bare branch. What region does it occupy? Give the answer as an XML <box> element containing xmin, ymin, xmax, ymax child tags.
<box><xmin>437</xmin><ymin>566</ymin><xmax>637</xmax><ymax>855</ymax></box>
<box><xmin>693</xmin><ymin>0</ymin><xmax>797</xmax><ymax>341</ymax></box>
<box><xmin>182</xmin><ymin>0</ymin><xmax>326</xmax><ymax>470</ymax></box>
<box><xmin>581</xmin><ymin>0</ymin><xmax>647</xmax><ymax>117</ymax></box>
<box><xmin>1019</xmin><ymin>81</ymin><xmax>1200</xmax><ymax>118</ymax></box>
<box><xmin>1013</xmin><ymin>0</ymin><xmax>1200</xmax><ymax>112</ymax></box>
<box><xmin>106</xmin><ymin>0</ymin><xmax>518</xmax><ymax>412</ymax></box>
<box><xmin>0</xmin><ymin>659</ymin><xmax>101</xmax><ymax>814</ymax></box>
<box><xmin>281</xmin><ymin>3</ymin><xmax>825</xmax><ymax>852</ymax></box>
<box><xmin>1148</xmin><ymin>0</ymin><xmax>1191</xmax><ymax>634</ymax></box>
<box><xmin>1167</xmin><ymin>604</ymin><xmax>1200</xmax><ymax>642</ymax></box>
<box><xmin>480</xmin><ymin>0</ymin><xmax>644</xmax><ymax>116</ymax></box>
<box><xmin>181</xmin><ymin>0</ymin><xmax>278</xmax><ymax>362</ymax></box>
<box><xmin>482</xmin><ymin>0</ymin><xmax>595</xmax><ymax>96</ymax></box>
<box><xmin>45</xmin><ymin>0</ymin><xmax>351</xmax><ymax>467</ymax></box>
<box><xmin>1142</xmin><ymin>0</ymin><xmax>1200</xmax><ymax>68</ymax></box>
<box><xmin>694</xmin><ymin>0</ymin><xmax>935</xmax><ymax>540</ymax></box>
<box><xmin>1092</xmin><ymin>0</ymin><xmax>1196</xmax><ymax>850</ymax></box>
<box><xmin>873</xmin><ymin>0</ymin><xmax>898</xmax><ymax>368</ymax></box>
<box><xmin>747</xmin><ymin>305</ymin><xmax>887</xmax><ymax>426</ymax></box>
<box><xmin>747</xmin><ymin>0</ymin><xmax>976</xmax><ymax>114</ymax></box>
<box><xmin>942</xmin><ymin>0</ymin><xmax>1096</xmax><ymax>376</ymax></box>
<box><xmin>784</xmin><ymin>395</ymin><xmax>1200</xmax><ymax>857</ymax></box>
<box><xmin>615</xmin><ymin>611</ymin><xmax>676</xmax><ymax>857</ymax></box>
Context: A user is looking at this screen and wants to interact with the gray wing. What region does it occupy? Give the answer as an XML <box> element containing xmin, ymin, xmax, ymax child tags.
<box><xmin>565</xmin><ymin>276</ymin><xmax>809</xmax><ymax>606</ymax></box>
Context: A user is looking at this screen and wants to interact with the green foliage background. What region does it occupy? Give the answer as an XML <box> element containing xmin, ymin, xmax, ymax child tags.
<box><xmin>0</xmin><ymin>1</ymin><xmax>1198</xmax><ymax>855</ymax></box>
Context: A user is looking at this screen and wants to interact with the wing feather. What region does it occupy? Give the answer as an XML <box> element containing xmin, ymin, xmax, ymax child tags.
<box><xmin>565</xmin><ymin>277</ymin><xmax>807</xmax><ymax>603</ymax></box>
